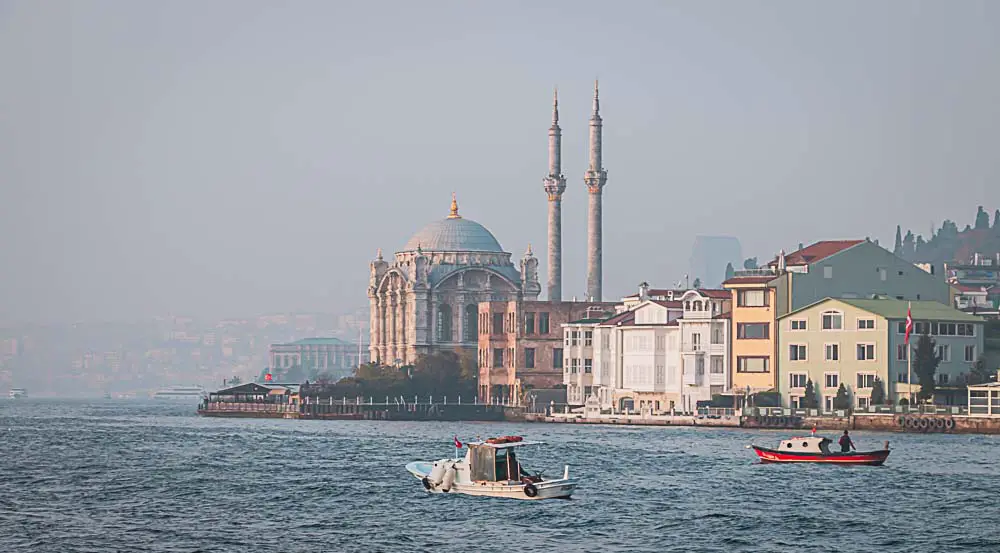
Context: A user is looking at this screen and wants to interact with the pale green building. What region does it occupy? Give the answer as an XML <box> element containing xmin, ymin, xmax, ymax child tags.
<box><xmin>777</xmin><ymin>297</ymin><xmax>984</xmax><ymax>409</ymax></box>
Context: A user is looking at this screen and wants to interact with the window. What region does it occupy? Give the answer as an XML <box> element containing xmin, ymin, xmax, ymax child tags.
<box><xmin>552</xmin><ymin>348</ymin><xmax>563</xmax><ymax>369</ymax></box>
<box><xmin>878</xmin><ymin>268</ymin><xmax>887</xmax><ymax>281</ymax></box>
<box><xmin>584</xmin><ymin>331</ymin><xmax>593</xmax><ymax>347</ymax></box>
<box><xmin>789</xmin><ymin>344</ymin><xmax>807</xmax><ymax>361</ymax></box>
<box><xmin>710</xmin><ymin>356</ymin><xmax>724</xmax><ymax>374</ymax></box>
<box><xmin>857</xmin><ymin>319</ymin><xmax>875</xmax><ymax>330</ymax></box>
<box><xmin>570</xmin><ymin>358</ymin><xmax>579</xmax><ymax>374</ymax></box>
<box><xmin>824</xmin><ymin>396</ymin><xmax>835</xmax><ymax>411</ymax></box>
<box><xmin>711</xmin><ymin>326</ymin><xmax>724</xmax><ymax>344</ymax></box>
<box><xmin>822</xmin><ymin>311</ymin><xmax>843</xmax><ymax>330</ymax></box>
<box><xmin>524</xmin><ymin>313</ymin><xmax>535</xmax><ymax>335</ymax></box>
<box><xmin>789</xmin><ymin>373</ymin><xmax>807</xmax><ymax>388</ymax></box>
<box><xmin>823</xmin><ymin>266</ymin><xmax>833</xmax><ymax>279</ymax></box>
<box><xmin>897</xmin><ymin>344</ymin><xmax>908</xmax><ymax>361</ymax></box>
<box><xmin>790</xmin><ymin>320</ymin><xmax>807</xmax><ymax>331</ymax></box>
<box><xmin>737</xmin><ymin>289</ymin><xmax>768</xmax><ymax>307</ymax></box>
<box><xmin>856</xmin><ymin>344</ymin><xmax>875</xmax><ymax>361</ymax></box>
<box><xmin>493</xmin><ymin>348</ymin><xmax>504</xmax><ymax>367</ymax></box>
<box><xmin>737</xmin><ymin>356</ymin><xmax>769</xmax><ymax>373</ymax></box>
<box><xmin>584</xmin><ymin>358</ymin><xmax>593</xmax><ymax>373</ymax></box>
<box><xmin>571</xmin><ymin>331</ymin><xmax>580</xmax><ymax>346</ymax></box>
<box><xmin>897</xmin><ymin>373</ymin><xmax>908</xmax><ymax>383</ymax></box>
<box><xmin>937</xmin><ymin>344</ymin><xmax>950</xmax><ymax>362</ymax></box>
<box><xmin>492</xmin><ymin>313</ymin><xmax>504</xmax><ymax>335</ymax></box>
<box><xmin>737</xmin><ymin>323</ymin><xmax>769</xmax><ymax>339</ymax></box>
<box><xmin>856</xmin><ymin>373</ymin><xmax>876</xmax><ymax>389</ymax></box>
<box><xmin>525</xmin><ymin>348</ymin><xmax>535</xmax><ymax>369</ymax></box>
<box><xmin>965</xmin><ymin>345</ymin><xmax>976</xmax><ymax>363</ymax></box>
<box><xmin>857</xmin><ymin>396</ymin><xmax>870</xmax><ymax>409</ymax></box>
<box><xmin>825</xmin><ymin>343</ymin><xmax>840</xmax><ymax>361</ymax></box>
<box><xmin>897</xmin><ymin>321</ymin><xmax>906</xmax><ymax>334</ymax></box>
<box><xmin>539</xmin><ymin>312</ymin><xmax>550</xmax><ymax>334</ymax></box>
<box><xmin>937</xmin><ymin>373</ymin><xmax>950</xmax><ymax>385</ymax></box>
<box><xmin>958</xmin><ymin>324</ymin><xmax>975</xmax><ymax>337</ymax></box>
<box><xmin>824</xmin><ymin>372</ymin><xmax>839</xmax><ymax>389</ymax></box>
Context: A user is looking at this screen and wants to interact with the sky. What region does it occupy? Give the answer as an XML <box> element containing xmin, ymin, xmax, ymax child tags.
<box><xmin>1</xmin><ymin>0</ymin><xmax>999</xmax><ymax>324</ymax></box>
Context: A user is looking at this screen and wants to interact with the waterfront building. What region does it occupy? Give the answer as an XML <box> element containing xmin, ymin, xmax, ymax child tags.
<box><xmin>562</xmin><ymin>287</ymin><xmax>731</xmax><ymax>413</ymax></box>
<box><xmin>776</xmin><ymin>298</ymin><xmax>984</xmax><ymax>409</ymax></box>
<box><xmin>269</xmin><ymin>337</ymin><xmax>370</xmax><ymax>381</ymax></box>
<box><xmin>477</xmin><ymin>300</ymin><xmax>617</xmax><ymax>404</ymax></box>
<box><xmin>369</xmin><ymin>196</ymin><xmax>540</xmax><ymax>366</ymax></box>
<box><xmin>725</xmin><ymin>239</ymin><xmax>953</xmax><ymax>395</ymax></box>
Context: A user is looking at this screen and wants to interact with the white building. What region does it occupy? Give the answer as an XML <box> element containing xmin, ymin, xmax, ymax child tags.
<box><xmin>562</xmin><ymin>287</ymin><xmax>732</xmax><ymax>413</ymax></box>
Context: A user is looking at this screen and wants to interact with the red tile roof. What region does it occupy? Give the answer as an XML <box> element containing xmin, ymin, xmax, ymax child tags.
<box><xmin>694</xmin><ymin>289</ymin><xmax>730</xmax><ymax>299</ymax></box>
<box><xmin>602</xmin><ymin>311</ymin><xmax>635</xmax><ymax>326</ymax></box>
<box><xmin>953</xmin><ymin>283</ymin><xmax>987</xmax><ymax>293</ymax></box>
<box><xmin>651</xmin><ymin>300</ymin><xmax>684</xmax><ymax>309</ymax></box>
<box><xmin>769</xmin><ymin>240</ymin><xmax>864</xmax><ymax>267</ymax></box>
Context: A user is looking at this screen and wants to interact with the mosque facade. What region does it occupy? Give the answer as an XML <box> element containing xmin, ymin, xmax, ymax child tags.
<box><xmin>368</xmin><ymin>83</ymin><xmax>608</xmax><ymax>367</ymax></box>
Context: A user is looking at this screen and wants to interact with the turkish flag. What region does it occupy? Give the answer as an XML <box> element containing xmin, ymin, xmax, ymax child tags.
<box><xmin>264</xmin><ymin>373</ymin><xmax>273</xmax><ymax>382</ymax></box>
<box><xmin>454</xmin><ymin>437</ymin><xmax>462</xmax><ymax>448</ymax></box>
<box><xmin>904</xmin><ymin>306</ymin><xmax>913</xmax><ymax>345</ymax></box>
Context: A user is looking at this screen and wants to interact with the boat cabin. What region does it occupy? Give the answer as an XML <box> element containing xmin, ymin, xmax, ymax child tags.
<box><xmin>467</xmin><ymin>438</ymin><xmax>544</xmax><ymax>483</ymax></box>
<box><xmin>778</xmin><ymin>436</ymin><xmax>833</xmax><ymax>454</ymax></box>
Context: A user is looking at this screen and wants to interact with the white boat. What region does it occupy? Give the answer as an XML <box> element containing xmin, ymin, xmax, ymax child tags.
<box><xmin>8</xmin><ymin>388</ymin><xmax>26</xmax><ymax>399</ymax></box>
<box><xmin>151</xmin><ymin>386</ymin><xmax>206</xmax><ymax>400</ymax></box>
<box><xmin>405</xmin><ymin>435</ymin><xmax>578</xmax><ymax>500</ymax></box>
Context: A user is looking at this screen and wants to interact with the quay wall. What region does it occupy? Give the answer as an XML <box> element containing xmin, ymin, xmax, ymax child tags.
<box><xmin>196</xmin><ymin>402</ymin><xmax>1000</xmax><ymax>434</ymax></box>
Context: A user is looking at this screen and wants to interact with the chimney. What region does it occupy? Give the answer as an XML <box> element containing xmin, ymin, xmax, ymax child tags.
<box><xmin>639</xmin><ymin>281</ymin><xmax>649</xmax><ymax>301</ymax></box>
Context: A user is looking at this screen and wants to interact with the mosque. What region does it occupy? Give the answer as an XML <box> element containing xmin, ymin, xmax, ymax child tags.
<box><xmin>368</xmin><ymin>82</ymin><xmax>608</xmax><ymax>365</ymax></box>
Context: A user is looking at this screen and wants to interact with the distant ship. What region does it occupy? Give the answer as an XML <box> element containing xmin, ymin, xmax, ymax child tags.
<box><xmin>8</xmin><ymin>388</ymin><xmax>27</xmax><ymax>399</ymax></box>
<box><xmin>151</xmin><ymin>386</ymin><xmax>206</xmax><ymax>400</ymax></box>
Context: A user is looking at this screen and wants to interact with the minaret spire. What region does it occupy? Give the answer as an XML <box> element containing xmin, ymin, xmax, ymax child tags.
<box><xmin>543</xmin><ymin>86</ymin><xmax>567</xmax><ymax>301</ymax></box>
<box><xmin>585</xmin><ymin>79</ymin><xmax>608</xmax><ymax>301</ymax></box>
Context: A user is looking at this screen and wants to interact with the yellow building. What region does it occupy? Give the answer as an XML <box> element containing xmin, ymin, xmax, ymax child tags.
<box><xmin>723</xmin><ymin>274</ymin><xmax>781</xmax><ymax>394</ymax></box>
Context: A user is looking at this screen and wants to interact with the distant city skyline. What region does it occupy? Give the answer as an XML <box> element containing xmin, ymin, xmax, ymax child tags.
<box><xmin>2</xmin><ymin>1</ymin><xmax>999</xmax><ymax>324</ymax></box>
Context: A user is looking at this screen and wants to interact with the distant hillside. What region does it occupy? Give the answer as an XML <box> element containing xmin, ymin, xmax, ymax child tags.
<box><xmin>892</xmin><ymin>206</ymin><xmax>1000</xmax><ymax>265</ymax></box>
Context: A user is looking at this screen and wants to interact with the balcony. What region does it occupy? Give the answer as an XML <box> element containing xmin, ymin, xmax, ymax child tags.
<box><xmin>682</xmin><ymin>343</ymin><xmax>706</xmax><ymax>353</ymax></box>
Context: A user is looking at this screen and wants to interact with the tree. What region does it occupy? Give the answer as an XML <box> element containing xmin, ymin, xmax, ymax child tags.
<box><xmin>902</xmin><ymin>230</ymin><xmax>915</xmax><ymax>259</ymax></box>
<box><xmin>975</xmin><ymin>206</ymin><xmax>990</xmax><ymax>230</ymax></box>
<box><xmin>833</xmin><ymin>383</ymin><xmax>851</xmax><ymax>410</ymax></box>
<box><xmin>725</xmin><ymin>262</ymin><xmax>736</xmax><ymax>281</ymax></box>
<box><xmin>913</xmin><ymin>332</ymin><xmax>942</xmax><ymax>402</ymax></box>
<box><xmin>870</xmin><ymin>377</ymin><xmax>886</xmax><ymax>405</ymax></box>
<box><xmin>969</xmin><ymin>354</ymin><xmax>994</xmax><ymax>385</ymax></box>
<box><xmin>743</xmin><ymin>257</ymin><xmax>758</xmax><ymax>270</ymax></box>
<box><xmin>994</xmin><ymin>209</ymin><xmax>1000</xmax><ymax>230</ymax></box>
<box><xmin>803</xmin><ymin>379</ymin><xmax>819</xmax><ymax>409</ymax></box>
<box><xmin>692</xmin><ymin>277</ymin><xmax>702</xmax><ymax>289</ymax></box>
<box><xmin>893</xmin><ymin>225</ymin><xmax>903</xmax><ymax>256</ymax></box>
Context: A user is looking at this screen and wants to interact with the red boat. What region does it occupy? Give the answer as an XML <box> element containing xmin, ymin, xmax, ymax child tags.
<box><xmin>751</xmin><ymin>436</ymin><xmax>890</xmax><ymax>466</ymax></box>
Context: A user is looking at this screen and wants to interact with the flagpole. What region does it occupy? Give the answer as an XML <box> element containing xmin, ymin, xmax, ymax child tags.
<box><xmin>907</xmin><ymin>301</ymin><xmax>913</xmax><ymax>407</ymax></box>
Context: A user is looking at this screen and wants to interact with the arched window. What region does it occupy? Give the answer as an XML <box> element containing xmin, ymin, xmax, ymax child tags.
<box><xmin>437</xmin><ymin>304</ymin><xmax>453</xmax><ymax>342</ymax></box>
<box><xmin>693</xmin><ymin>300</ymin><xmax>702</xmax><ymax>311</ymax></box>
<box><xmin>464</xmin><ymin>305</ymin><xmax>478</xmax><ymax>342</ymax></box>
<box><xmin>685</xmin><ymin>301</ymin><xmax>691</xmax><ymax>310</ymax></box>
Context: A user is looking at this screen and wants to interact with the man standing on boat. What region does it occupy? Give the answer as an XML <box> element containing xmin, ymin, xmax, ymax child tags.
<box><xmin>839</xmin><ymin>430</ymin><xmax>856</xmax><ymax>453</ymax></box>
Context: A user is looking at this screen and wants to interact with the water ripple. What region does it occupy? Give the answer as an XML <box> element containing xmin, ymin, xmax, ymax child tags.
<box><xmin>2</xmin><ymin>399</ymin><xmax>999</xmax><ymax>552</ymax></box>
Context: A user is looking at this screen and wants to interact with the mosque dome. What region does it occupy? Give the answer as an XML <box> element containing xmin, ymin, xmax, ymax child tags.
<box><xmin>401</xmin><ymin>195</ymin><xmax>505</xmax><ymax>253</ymax></box>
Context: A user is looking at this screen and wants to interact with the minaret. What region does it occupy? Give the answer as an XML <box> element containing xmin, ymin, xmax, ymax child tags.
<box><xmin>543</xmin><ymin>88</ymin><xmax>567</xmax><ymax>301</ymax></box>
<box><xmin>584</xmin><ymin>80</ymin><xmax>608</xmax><ymax>301</ymax></box>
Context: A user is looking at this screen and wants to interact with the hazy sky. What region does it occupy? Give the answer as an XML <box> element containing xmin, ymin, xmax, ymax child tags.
<box><xmin>2</xmin><ymin>0</ymin><xmax>998</xmax><ymax>324</ymax></box>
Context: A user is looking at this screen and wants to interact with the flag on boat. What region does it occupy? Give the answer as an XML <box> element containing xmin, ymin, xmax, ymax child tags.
<box><xmin>904</xmin><ymin>304</ymin><xmax>914</xmax><ymax>344</ymax></box>
<box><xmin>264</xmin><ymin>373</ymin><xmax>272</xmax><ymax>382</ymax></box>
<box><xmin>454</xmin><ymin>437</ymin><xmax>462</xmax><ymax>448</ymax></box>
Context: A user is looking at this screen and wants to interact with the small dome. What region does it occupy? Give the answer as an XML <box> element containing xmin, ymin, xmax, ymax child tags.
<box><xmin>401</xmin><ymin>194</ymin><xmax>504</xmax><ymax>253</ymax></box>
